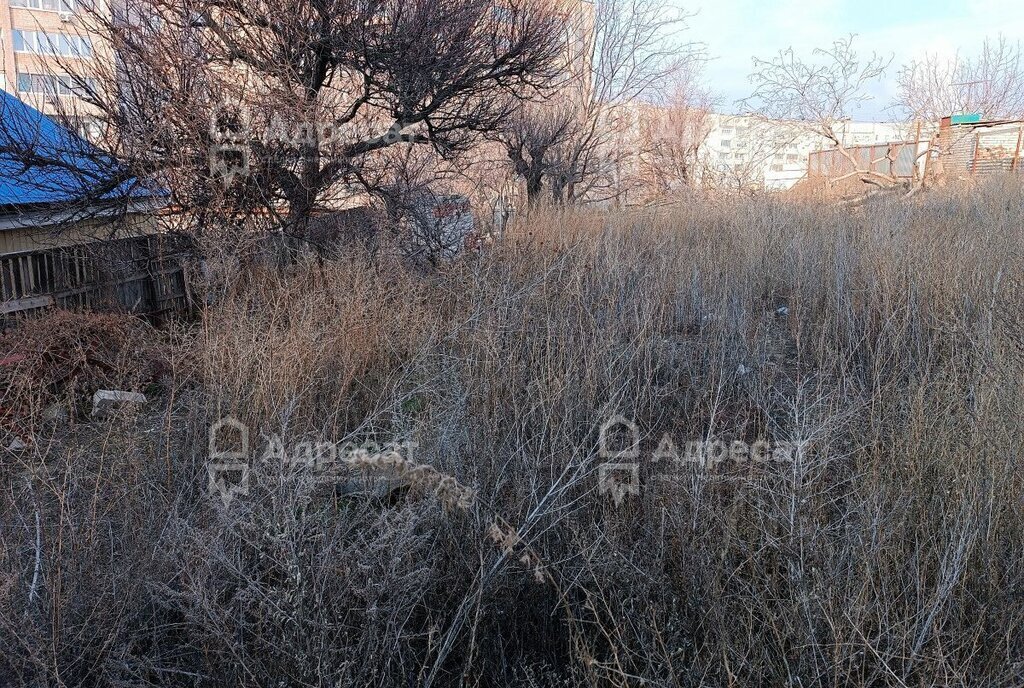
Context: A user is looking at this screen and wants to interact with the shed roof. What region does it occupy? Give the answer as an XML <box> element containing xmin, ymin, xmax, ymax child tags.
<box><xmin>0</xmin><ymin>90</ymin><xmax>160</xmax><ymax>211</ymax></box>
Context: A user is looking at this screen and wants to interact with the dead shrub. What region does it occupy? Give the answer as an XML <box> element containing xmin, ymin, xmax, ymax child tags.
<box><xmin>0</xmin><ymin>310</ymin><xmax>173</xmax><ymax>424</ymax></box>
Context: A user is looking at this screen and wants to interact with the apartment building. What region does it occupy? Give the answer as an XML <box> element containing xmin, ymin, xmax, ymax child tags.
<box><xmin>0</xmin><ymin>0</ymin><xmax>104</xmax><ymax>120</ymax></box>
<box><xmin>701</xmin><ymin>114</ymin><xmax>912</xmax><ymax>190</ymax></box>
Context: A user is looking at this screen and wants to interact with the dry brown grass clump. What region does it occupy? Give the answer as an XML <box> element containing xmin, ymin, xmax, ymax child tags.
<box><xmin>2</xmin><ymin>179</ymin><xmax>1024</xmax><ymax>686</ymax></box>
<box><xmin>0</xmin><ymin>310</ymin><xmax>175</xmax><ymax>426</ymax></box>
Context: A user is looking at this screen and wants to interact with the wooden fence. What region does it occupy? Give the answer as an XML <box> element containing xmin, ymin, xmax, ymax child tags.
<box><xmin>0</xmin><ymin>234</ymin><xmax>191</xmax><ymax>318</ymax></box>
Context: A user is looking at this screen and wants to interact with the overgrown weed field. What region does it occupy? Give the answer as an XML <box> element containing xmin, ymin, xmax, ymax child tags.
<box><xmin>2</xmin><ymin>180</ymin><xmax>1024</xmax><ymax>686</ymax></box>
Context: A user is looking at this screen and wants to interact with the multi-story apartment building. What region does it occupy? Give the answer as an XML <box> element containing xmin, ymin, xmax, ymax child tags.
<box><xmin>700</xmin><ymin>114</ymin><xmax>913</xmax><ymax>190</ymax></box>
<box><xmin>604</xmin><ymin>103</ymin><xmax>916</xmax><ymax>203</ymax></box>
<box><xmin>0</xmin><ymin>0</ymin><xmax>104</xmax><ymax>120</ymax></box>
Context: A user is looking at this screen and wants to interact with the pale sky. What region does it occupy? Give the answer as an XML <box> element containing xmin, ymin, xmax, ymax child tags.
<box><xmin>681</xmin><ymin>0</ymin><xmax>1024</xmax><ymax>121</ymax></box>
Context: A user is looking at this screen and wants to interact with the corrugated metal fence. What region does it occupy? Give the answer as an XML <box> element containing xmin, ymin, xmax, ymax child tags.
<box><xmin>808</xmin><ymin>142</ymin><xmax>922</xmax><ymax>180</ymax></box>
<box><xmin>945</xmin><ymin>123</ymin><xmax>1024</xmax><ymax>175</ymax></box>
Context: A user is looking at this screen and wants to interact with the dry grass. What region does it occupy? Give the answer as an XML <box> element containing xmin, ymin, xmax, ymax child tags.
<box><xmin>2</xmin><ymin>178</ymin><xmax>1024</xmax><ymax>686</ymax></box>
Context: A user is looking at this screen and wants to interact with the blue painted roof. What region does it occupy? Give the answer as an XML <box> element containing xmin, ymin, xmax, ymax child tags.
<box><xmin>0</xmin><ymin>89</ymin><xmax>158</xmax><ymax>209</ymax></box>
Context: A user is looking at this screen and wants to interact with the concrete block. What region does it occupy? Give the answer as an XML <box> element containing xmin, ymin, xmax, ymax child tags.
<box><xmin>92</xmin><ymin>390</ymin><xmax>147</xmax><ymax>418</ymax></box>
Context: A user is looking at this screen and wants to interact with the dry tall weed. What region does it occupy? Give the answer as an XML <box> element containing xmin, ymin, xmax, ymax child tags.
<box><xmin>2</xmin><ymin>179</ymin><xmax>1023</xmax><ymax>686</ymax></box>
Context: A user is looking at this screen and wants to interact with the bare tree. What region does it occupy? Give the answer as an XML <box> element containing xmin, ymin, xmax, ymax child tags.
<box><xmin>493</xmin><ymin>100</ymin><xmax>579</xmax><ymax>201</ymax></box>
<box><xmin>742</xmin><ymin>36</ymin><xmax>897</xmax><ymax>189</ymax></box>
<box><xmin>494</xmin><ymin>0</ymin><xmax>696</xmax><ymax>206</ymax></box>
<box><xmin>3</xmin><ymin>0</ymin><xmax>568</xmax><ymax>242</ymax></box>
<box><xmin>633</xmin><ymin>67</ymin><xmax>712</xmax><ymax>202</ymax></box>
<box><xmin>896</xmin><ymin>36</ymin><xmax>1024</xmax><ymax>122</ymax></box>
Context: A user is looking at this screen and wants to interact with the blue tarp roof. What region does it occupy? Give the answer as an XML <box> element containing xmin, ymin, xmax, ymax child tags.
<box><xmin>0</xmin><ymin>89</ymin><xmax>158</xmax><ymax>209</ymax></box>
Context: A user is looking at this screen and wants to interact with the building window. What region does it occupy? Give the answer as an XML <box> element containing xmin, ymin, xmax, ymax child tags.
<box><xmin>16</xmin><ymin>73</ymin><xmax>34</xmax><ymax>92</ymax></box>
<box><xmin>17</xmin><ymin>72</ymin><xmax>97</xmax><ymax>96</ymax></box>
<box><xmin>720</xmin><ymin>127</ymin><xmax>733</xmax><ymax>135</ymax></box>
<box><xmin>720</xmin><ymin>139</ymin><xmax>731</xmax><ymax>148</ymax></box>
<box><xmin>10</xmin><ymin>0</ymin><xmax>75</xmax><ymax>10</ymax></box>
<box><xmin>73</xmin><ymin>117</ymin><xmax>103</xmax><ymax>140</ymax></box>
<box><xmin>770</xmin><ymin>164</ymin><xmax>784</xmax><ymax>172</ymax></box>
<box><xmin>12</xmin><ymin>30</ymin><xmax>92</xmax><ymax>57</ymax></box>
<box><xmin>786</xmin><ymin>154</ymin><xmax>799</xmax><ymax>163</ymax></box>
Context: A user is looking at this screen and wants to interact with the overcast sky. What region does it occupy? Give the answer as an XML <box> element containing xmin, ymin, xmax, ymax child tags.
<box><xmin>682</xmin><ymin>0</ymin><xmax>1024</xmax><ymax>121</ymax></box>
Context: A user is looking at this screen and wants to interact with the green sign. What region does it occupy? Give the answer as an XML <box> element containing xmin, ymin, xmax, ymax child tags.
<box><xmin>950</xmin><ymin>114</ymin><xmax>982</xmax><ymax>124</ymax></box>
